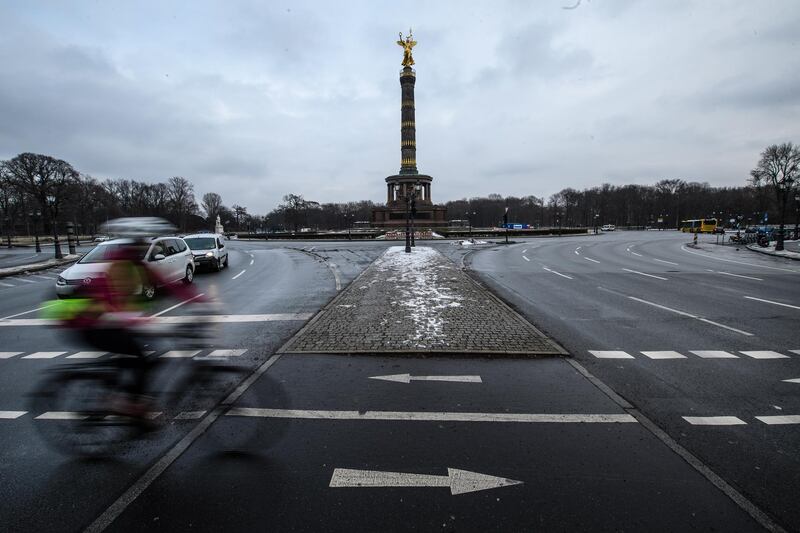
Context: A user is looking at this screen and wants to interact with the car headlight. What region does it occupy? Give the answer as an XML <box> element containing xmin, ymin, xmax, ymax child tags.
<box><xmin>56</xmin><ymin>276</ymin><xmax>66</xmax><ymax>286</ymax></box>
<box><xmin>205</xmin><ymin>252</ymin><xmax>214</xmax><ymax>257</ymax></box>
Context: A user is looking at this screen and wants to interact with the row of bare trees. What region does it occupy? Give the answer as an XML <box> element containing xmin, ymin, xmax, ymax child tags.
<box><xmin>0</xmin><ymin>153</ymin><xmax>252</xmax><ymax>256</ymax></box>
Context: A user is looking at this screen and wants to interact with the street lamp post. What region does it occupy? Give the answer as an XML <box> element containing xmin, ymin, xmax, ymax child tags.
<box><xmin>29</xmin><ymin>210</ymin><xmax>42</xmax><ymax>253</ymax></box>
<box><xmin>594</xmin><ymin>213</ymin><xmax>599</xmax><ymax>235</ymax></box>
<box><xmin>466</xmin><ymin>210</ymin><xmax>476</xmax><ymax>236</ymax></box>
<box><xmin>794</xmin><ymin>193</ymin><xmax>800</xmax><ymax>240</ymax></box>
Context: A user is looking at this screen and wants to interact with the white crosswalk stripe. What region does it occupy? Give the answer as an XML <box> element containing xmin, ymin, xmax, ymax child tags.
<box><xmin>160</xmin><ymin>350</ymin><xmax>201</xmax><ymax>358</ymax></box>
<box><xmin>66</xmin><ymin>351</ymin><xmax>107</xmax><ymax>359</ymax></box>
<box><xmin>207</xmin><ymin>349</ymin><xmax>247</xmax><ymax>357</ymax></box>
<box><xmin>755</xmin><ymin>415</ymin><xmax>800</xmax><ymax>425</ymax></box>
<box><xmin>0</xmin><ymin>348</ymin><xmax>252</xmax><ymax>361</ymax></box>
<box><xmin>683</xmin><ymin>416</ymin><xmax>747</xmax><ymax>425</ymax></box>
<box><xmin>0</xmin><ymin>352</ymin><xmax>22</xmax><ymax>359</ymax></box>
<box><xmin>23</xmin><ymin>351</ymin><xmax>66</xmax><ymax>359</ymax></box>
<box><xmin>590</xmin><ymin>349</ymin><xmax>795</xmax><ymax>360</ymax></box>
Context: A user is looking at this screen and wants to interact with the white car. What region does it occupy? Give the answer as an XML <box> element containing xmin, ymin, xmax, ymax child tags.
<box><xmin>56</xmin><ymin>236</ymin><xmax>195</xmax><ymax>299</ymax></box>
<box><xmin>601</xmin><ymin>224</ymin><xmax>616</xmax><ymax>231</ymax></box>
<box><xmin>182</xmin><ymin>233</ymin><xmax>229</xmax><ymax>272</ymax></box>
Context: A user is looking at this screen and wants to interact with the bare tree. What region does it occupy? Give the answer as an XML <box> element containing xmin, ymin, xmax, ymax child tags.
<box><xmin>4</xmin><ymin>153</ymin><xmax>78</xmax><ymax>258</ymax></box>
<box><xmin>750</xmin><ymin>142</ymin><xmax>800</xmax><ymax>250</ymax></box>
<box><xmin>167</xmin><ymin>176</ymin><xmax>197</xmax><ymax>231</ymax></box>
<box><xmin>201</xmin><ymin>192</ymin><xmax>223</xmax><ymax>229</ymax></box>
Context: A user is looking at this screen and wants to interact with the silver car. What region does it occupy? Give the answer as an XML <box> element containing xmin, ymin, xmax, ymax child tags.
<box><xmin>182</xmin><ymin>233</ymin><xmax>229</xmax><ymax>272</ymax></box>
<box><xmin>56</xmin><ymin>237</ymin><xmax>195</xmax><ymax>299</ymax></box>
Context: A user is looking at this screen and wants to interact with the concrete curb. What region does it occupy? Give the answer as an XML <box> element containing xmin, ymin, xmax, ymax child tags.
<box><xmin>745</xmin><ymin>244</ymin><xmax>800</xmax><ymax>261</ymax></box>
<box><xmin>0</xmin><ymin>254</ymin><xmax>81</xmax><ymax>278</ymax></box>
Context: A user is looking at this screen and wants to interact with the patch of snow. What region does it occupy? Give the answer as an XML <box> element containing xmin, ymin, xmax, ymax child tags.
<box><xmin>373</xmin><ymin>246</ymin><xmax>465</xmax><ymax>341</ymax></box>
<box><xmin>431</xmin><ymin>232</ymin><xmax>445</xmax><ymax>239</ymax></box>
<box><xmin>453</xmin><ymin>238</ymin><xmax>488</xmax><ymax>246</ymax></box>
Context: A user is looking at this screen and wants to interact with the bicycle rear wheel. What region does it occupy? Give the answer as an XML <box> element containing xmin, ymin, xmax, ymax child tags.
<box><xmin>29</xmin><ymin>372</ymin><xmax>139</xmax><ymax>457</ymax></box>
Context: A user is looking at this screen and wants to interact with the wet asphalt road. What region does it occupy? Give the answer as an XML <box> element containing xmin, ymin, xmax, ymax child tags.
<box><xmin>0</xmin><ymin>233</ymin><xmax>796</xmax><ymax>532</ymax></box>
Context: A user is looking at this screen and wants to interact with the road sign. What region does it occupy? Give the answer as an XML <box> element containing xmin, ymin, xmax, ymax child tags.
<box><xmin>329</xmin><ymin>467</ymin><xmax>523</xmax><ymax>495</ymax></box>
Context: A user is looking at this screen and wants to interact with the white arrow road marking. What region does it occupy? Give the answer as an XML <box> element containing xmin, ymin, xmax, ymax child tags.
<box><xmin>744</xmin><ymin>296</ymin><xmax>800</xmax><ymax>310</ymax></box>
<box><xmin>226</xmin><ymin>408</ymin><xmax>637</xmax><ymax>424</ymax></box>
<box><xmin>369</xmin><ymin>374</ymin><xmax>482</xmax><ymax>384</ymax></box>
<box><xmin>329</xmin><ymin>468</ymin><xmax>523</xmax><ymax>495</ymax></box>
<box><xmin>782</xmin><ymin>378</ymin><xmax>800</xmax><ymax>384</ymax></box>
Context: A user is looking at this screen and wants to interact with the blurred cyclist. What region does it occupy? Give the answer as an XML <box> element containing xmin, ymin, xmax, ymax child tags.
<box><xmin>58</xmin><ymin>218</ymin><xmax>205</xmax><ymax>423</ymax></box>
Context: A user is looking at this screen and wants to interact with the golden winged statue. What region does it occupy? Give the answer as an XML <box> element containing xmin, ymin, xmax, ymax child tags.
<box><xmin>397</xmin><ymin>29</ymin><xmax>417</xmax><ymax>67</ymax></box>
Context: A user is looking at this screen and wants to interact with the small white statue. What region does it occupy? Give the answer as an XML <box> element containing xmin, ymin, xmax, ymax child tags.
<box><xmin>214</xmin><ymin>214</ymin><xmax>224</xmax><ymax>235</ymax></box>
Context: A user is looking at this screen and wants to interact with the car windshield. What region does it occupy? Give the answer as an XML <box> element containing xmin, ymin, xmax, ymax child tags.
<box><xmin>184</xmin><ymin>238</ymin><xmax>215</xmax><ymax>250</ymax></box>
<box><xmin>79</xmin><ymin>244</ymin><xmax>140</xmax><ymax>264</ymax></box>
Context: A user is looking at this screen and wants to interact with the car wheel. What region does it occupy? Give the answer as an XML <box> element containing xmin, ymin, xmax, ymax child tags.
<box><xmin>142</xmin><ymin>284</ymin><xmax>156</xmax><ymax>301</ymax></box>
<box><xmin>183</xmin><ymin>266</ymin><xmax>194</xmax><ymax>284</ymax></box>
<box><xmin>223</xmin><ymin>254</ymin><xmax>229</xmax><ymax>268</ymax></box>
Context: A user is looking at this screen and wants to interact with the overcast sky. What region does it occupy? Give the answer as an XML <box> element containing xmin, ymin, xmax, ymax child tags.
<box><xmin>1</xmin><ymin>1</ymin><xmax>798</xmax><ymax>213</ymax></box>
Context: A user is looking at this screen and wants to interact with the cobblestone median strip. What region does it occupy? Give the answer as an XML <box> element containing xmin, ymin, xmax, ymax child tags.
<box><xmin>281</xmin><ymin>246</ymin><xmax>565</xmax><ymax>355</ymax></box>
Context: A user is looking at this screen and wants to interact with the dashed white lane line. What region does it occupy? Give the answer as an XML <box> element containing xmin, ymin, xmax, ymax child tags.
<box><xmin>740</xmin><ymin>351</ymin><xmax>789</xmax><ymax>360</ymax></box>
<box><xmin>32</xmin><ymin>275</ymin><xmax>55</xmax><ymax>280</ymax></box>
<box><xmin>782</xmin><ymin>378</ymin><xmax>800</xmax><ymax>383</ymax></box>
<box><xmin>226</xmin><ymin>408</ymin><xmax>638</xmax><ymax>424</ymax></box>
<box><xmin>521</xmin><ymin>249</ymin><xmax>528</xmax><ymax>254</ymax></box>
<box><xmin>0</xmin><ymin>411</ymin><xmax>26</xmax><ymax>419</ymax></box>
<box><xmin>744</xmin><ymin>296</ymin><xmax>800</xmax><ymax>311</ymax></box>
<box><xmin>10</xmin><ymin>278</ymin><xmax>37</xmax><ymax>284</ymax></box>
<box><xmin>681</xmin><ymin>245</ymin><xmax>799</xmax><ymax>273</ymax></box>
<box><xmin>589</xmin><ymin>350</ymin><xmax>635</xmax><ymax>359</ymax></box>
<box><xmin>630</xmin><ymin>251</ymin><xmax>643</xmax><ymax>257</ymax></box>
<box><xmin>791</xmin><ymin>350</ymin><xmax>800</xmax><ymax>356</ymax></box>
<box><xmin>653</xmin><ymin>258</ymin><xmax>679</xmax><ymax>266</ymax></box>
<box><xmin>622</xmin><ymin>268</ymin><xmax>668</xmax><ymax>281</ymax></box>
<box><xmin>641</xmin><ymin>351</ymin><xmax>686</xmax><ymax>359</ymax></box>
<box><xmin>543</xmin><ymin>266</ymin><xmax>572</xmax><ymax>279</ymax></box>
<box><xmin>0</xmin><ymin>282</ymin><xmax>15</xmax><ymax>287</ymax></box>
<box><xmin>66</xmin><ymin>351</ymin><xmax>107</xmax><ymax>359</ymax></box>
<box><xmin>232</xmin><ymin>269</ymin><xmax>246</xmax><ymax>280</ymax></box>
<box><xmin>160</xmin><ymin>350</ymin><xmax>201</xmax><ymax>358</ymax></box>
<box><xmin>150</xmin><ymin>293</ymin><xmax>205</xmax><ymax>318</ymax></box>
<box><xmin>706</xmin><ymin>270</ymin><xmax>763</xmax><ymax>281</ymax></box>
<box><xmin>755</xmin><ymin>415</ymin><xmax>800</xmax><ymax>425</ymax></box>
<box><xmin>0</xmin><ymin>352</ymin><xmax>22</xmax><ymax>359</ymax></box>
<box><xmin>627</xmin><ymin>296</ymin><xmax>753</xmax><ymax>336</ymax></box>
<box><xmin>36</xmin><ymin>411</ymin><xmax>87</xmax><ymax>420</ymax></box>
<box><xmin>683</xmin><ymin>416</ymin><xmax>747</xmax><ymax>426</ymax></box>
<box><xmin>522</xmin><ymin>255</ymin><xmax>530</xmax><ymax>262</ymax></box>
<box><xmin>584</xmin><ymin>257</ymin><xmax>600</xmax><ymax>264</ymax></box>
<box><xmin>207</xmin><ymin>349</ymin><xmax>247</xmax><ymax>357</ymax></box>
<box><xmin>690</xmin><ymin>350</ymin><xmax>739</xmax><ymax>359</ymax></box>
<box><xmin>249</xmin><ymin>258</ymin><xmax>254</xmax><ymax>265</ymax></box>
<box><xmin>22</xmin><ymin>351</ymin><xmax>66</xmax><ymax>359</ymax></box>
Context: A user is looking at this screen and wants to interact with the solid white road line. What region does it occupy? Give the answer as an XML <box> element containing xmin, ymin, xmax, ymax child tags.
<box><xmin>207</xmin><ymin>349</ymin><xmax>247</xmax><ymax>357</ymax></box>
<box><xmin>0</xmin><ymin>302</ymin><xmax>57</xmax><ymax>320</ymax></box>
<box><xmin>0</xmin><ymin>352</ymin><xmax>22</xmax><ymax>359</ymax></box>
<box><xmin>0</xmin><ymin>282</ymin><xmax>15</xmax><ymax>287</ymax></box>
<box><xmin>522</xmin><ymin>255</ymin><xmax>530</xmax><ymax>262</ymax></box>
<box><xmin>740</xmin><ymin>351</ymin><xmax>789</xmax><ymax>359</ymax></box>
<box><xmin>755</xmin><ymin>415</ymin><xmax>800</xmax><ymax>425</ymax></box>
<box><xmin>631</xmin><ymin>251</ymin><xmax>643</xmax><ymax>257</ymax></box>
<box><xmin>150</xmin><ymin>293</ymin><xmax>205</xmax><ymax>317</ymax></box>
<box><xmin>160</xmin><ymin>350</ymin><xmax>201</xmax><ymax>358</ymax></box>
<box><xmin>709</xmin><ymin>270</ymin><xmax>763</xmax><ymax>281</ymax></box>
<box><xmin>67</xmin><ymin>351</ymin><xmax>107</xmax><ymax>359</ymax></box>
<box><xmin>622</xmin><ymin>268</ymin><xmax>668</xmax><ymax>281</ymax></box>
<box><xmin>543</xmin><ymin>266</ymin><xmax>573</xmax><ymax>279</ymax></box>
<box><xmin>744</xmin><ymin>296</ymin><xmax>800</xmax><ymax>310</ymax></box>
<box><xmin>174</xmin><ymin>411</ymin><xmax>206</xmax><ymax>420</ymax></box>
<box><xmin>232</xmin><ymin>269</ymin><xmax>246</xmax><ymax>280</ymax></box>
<box><xmin>781</xmin><ymin>378</ymin><xmax>800</xmax><ymax>383</ymax></box>
<box><xmin>627</xmin><ymin>296</ymin><xmax>754</xmax><ymax>336</ymax></box>
<box><xmin>589</xmin><ymin>350</ymin><xmax>634</xmax><ymax>359</ymax></box>
<box><xmin>653</xmin><ymin>258</ymin><xmax>679</xmax><ymax>266</ymax></box>
<box><xmin>369</xmin><ymin>374</ymin><xmax>482</xmax><ymax>384</ymax></box>
<box><xmin>641</xmin><ymin>351</ymin><xmax>686</xmax><ymax>359</ymax></box>
<box><xmin>683</xmin><ymin>416</ymin><xmax>747</xmax><ymax>426</ymax></box>
<box><xmin>10</xmin><ymin>278</ymin><xmax>37</xmax><ymax>284</ymax></box>
<box><xmin>22</xmin><ymin>351</ymin><xmax>65</xmax><ymax>359</ymax></box>
<box><xmin>791</xmin><ymin>350</ymin><xmax>800</xmax><ymax>356</ymax></box>
<box><xmin>0</xmin><ymin>411</ymin><xmax>26</xmax><ymax>419</ymax></box>
<box><xmin>681</xmin><ymin>245</ymin><xmax>799</xmax><ymax>273</ymax></box>
<box><xmin>584</xmin><ymin>257</ymin><xmax>600</xmax><ymax>264</ymax></box>
<box><xmin>329</xmin><ymin>467</ymin><xmax>523</xmax><ymax>495</ymax></box>
<box><xmin>0</xmin><ymin>313</ymin><xmax>314</xmax><ymax>326</ymax></box>
<box><xmin>690</xmin><ymin>350</ymin><xmax>739</xmax><ymax>359</ymax></box>
<box><xmin>226</xmin><ymin>408</ymin><xmax>637</xmax><ymax>424</ymax></box>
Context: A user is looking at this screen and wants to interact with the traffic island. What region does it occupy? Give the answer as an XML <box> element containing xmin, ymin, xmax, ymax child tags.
<box><xmin>0</xmin><ymin>254</ymin><xmax>81</xmax><ymax>279</ymax></box>
<box><xmin>280</xmin><ymin>246</ymin><xmax>564</xmax><ymax>356</ymax></box>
